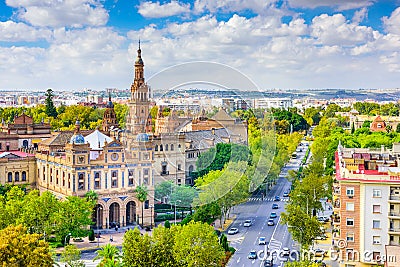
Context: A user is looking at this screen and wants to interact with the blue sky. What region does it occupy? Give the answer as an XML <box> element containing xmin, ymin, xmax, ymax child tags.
<box><xmin>0</xmin><ymin>0</ymin><xmax>400</xmax><ymax>91</ymax></box>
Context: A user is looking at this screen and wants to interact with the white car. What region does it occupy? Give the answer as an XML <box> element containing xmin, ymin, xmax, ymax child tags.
<box><xmin>244</xmin><ymin>220</ymin><xmax>252</xmax><ymax>227</ymax></box>
<box><xmin>228</xmin><ymin>228</ymin><xmax>239</xmax><ymax>235</ymax></box>
<box><xmin>259</xmin><ymin>236</ymin><xmax>267</xmax><ymax>245</ymax></box>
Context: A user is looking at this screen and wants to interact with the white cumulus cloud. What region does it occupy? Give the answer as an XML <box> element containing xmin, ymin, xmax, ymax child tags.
<box><xmin>5</xmin><ymin>0</ymin><xmax>109</xmax><ymax>27</ymax></box>
<box><xmin>138</xmin><ymin>1</ymin><xmax>191</xmax><ymax>18</ymax></box>
<box><xmin>0</xmin><ymin>21</ymin><xmax>52</xmax><ymax>42</ymax></box>
<box><xmin>287</xmin><ymin>0</ymin><xmax>376</xmax><ymax>11</ymax></box>
<box><xmin>383</xmin><ymin>7</ymin><xmax>400</xmax><ymax>35</ymax></box>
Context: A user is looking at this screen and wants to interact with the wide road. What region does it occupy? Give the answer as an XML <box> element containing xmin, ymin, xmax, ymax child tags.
<box><xmin>227</xmin><ymin>142</ymin><xmax>308</xmax><ymax>267</ymax></box>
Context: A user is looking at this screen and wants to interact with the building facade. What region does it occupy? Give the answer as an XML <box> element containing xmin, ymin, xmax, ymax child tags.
<box><xmin>333</xmin><ymin>143</ymin><xmax>400</xmax><ymax>267</ymax></box>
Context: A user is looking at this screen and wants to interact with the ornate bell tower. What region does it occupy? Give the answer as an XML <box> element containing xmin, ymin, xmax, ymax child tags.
<box><xmin>126</xmin><ymin>41</ymin><xmax>152</xmax><ymax>135</ymax></box>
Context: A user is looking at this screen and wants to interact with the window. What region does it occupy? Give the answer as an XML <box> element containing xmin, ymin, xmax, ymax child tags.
<box><xmin>165</xmin><ymin>144</ymin><xmax>168</xmax><ymax>151</ymax></box>
<box><xmin>155</xmin><ymin>145</ymin><xmax>158</xmax><ymax>151</ymax></box>
<box><xmin>373</xmin><ymin>236</ymin><xmax>381</xmax><ymax>244</ymax></box>
<box><xmin>346</xmin><ymin>218</ymin><xmax>354</xmax><ymax>226</ymax></box>
<box><xmin>128</xmin><ymin>170</ymin><xmax>134</xmax><ymax>186</ymax></box>
<box><xmin>14</xmin><ymin>172</ymin><xmax>19</xmax><ymax>182</ymax></box>
<box><xmin>373</xmin><ymin>220</ymin><xmax>380</xmax><ymax>229</ymax></box>
<box><xmin>144</xmin><ymin>200</ymin><xmax>149</xmax><ymax>209</ymax></box>
<box><xmin>111</xmin><ymin>171</ymin><xmax>118</xmax><ymax>188</ymax></box>
<box><xmin>7</xmin><ymin>172</ymin><xmax>12</xmax><ymax>182</ymax></box>
<box><xmin>346</xmin><ymin>187</ymin><xmax>354</xmax><ymax>197</ymax></box>
<box><xmin>22</xmin><ymin>171</ymin><xmax>26</xmax><ymax>182</ymax></box>
<box><xmin>373</xmin><ymin>205</ymin><xmax>381</xmax><ymax>213</ymax></box>
<box><xmin>143</xmin><ymin>153</ymin><xmax>149</xmax><ymax>160</ymax></box>
<box><xmin>68</xmin><ymin>174</ymin><xmax>71</xmax><ymax>189</ymax></box>
<box><xmin>178</xmin><ymin>144</ymin><xmax>181</xmax><ymax>149</ymax></box>
<box><xmin>178</xmin><ymin>164</ymin><xmax>182</xmax><ymax>171</ymax></box>
<box><xmin>346</xmin><ymin>233</ymin><xmax>354</xmax><ymax>242</ymax></box>
<box><xmin>94</xmin><ymin>172</ymin><xmax>100</xmax><ymax>189</ymax></box>
<box><xmin>171</xmin><ymin>144</ymin><xmax>174</xmax><ymax>151</ymax></box>
<box><xmin>160</xmin><ymin>145</ymin><xmax>163</xmax><ymax>151</ymax></box>
<box><xmin>78</xmin><ymin>173</ymin><xmax>84</xmax><ymax>190</ymax></box>
<box><xmin>346</xmin><ymin>202</ymin><xmax>354</xmax><ymax>211</ymax></box>
<box><xmin>373</xmin><ymin>189</ymin><xmax>381</xmax><ymax>198</ymax></box>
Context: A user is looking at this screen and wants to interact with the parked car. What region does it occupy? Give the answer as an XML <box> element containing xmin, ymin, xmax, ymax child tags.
<box><xmin>314</xmin><ymin>234</ymin><xmax>327</xmax><ymax>240</ymax></box>
<box><xmin>228</xmin><ymin>228</ymin><xmax>239</xmax><ymax>235</ymax></box>
<box><xmin>270</xmin><ymin>212</ymin><xmax>277</xmax><ymax>218</ymax></box>
<box><xmin>282</xmin><ymin>247</ymin><xmax>290</xmax><ymax>256</ymax></box>
<box><xmin>248</xmin><ymin>250</ymin><xmax>257</xmax><ymax>259</ymax></box>
<box><xmin>267</xmin><ymin>219</ymin><xmax>274</xmax><ymax>226</ymax></box>
<box><xmin>283</xmin><ymin>191</ymin><xmax>289</xmax><ymax>197</ymax></box>
<box><xmin>264</xmin><ymin>258</ymin><xmax>273</xmax><ymax>266</ymax></box>
<box><xmin>314</xmin><ymin>248</ymin><xmax>326</xmax><ymax>257</ymax></box>
<box><xmin>318</xmin><ymin>216</ymin><xmax>329</xmax><ymax>223</ymax></box>
<box><xmin>272</xmin><ymin>203</ymin><xmax>279</xmax><ymax>209</ymax></box>
<box><xmin>259</xmin><ymin>236</ymin><xmax>267</xmax><ymax>245</ymax></box>
<box><xmin>244</xmin><ymin>220</ymin><xmax>252</xmax><ymax>227</ymax></box>
<box><xmin>274</xmin><ymin>196</ymin><xmax>281</xmax><ymax>201</ymax></box>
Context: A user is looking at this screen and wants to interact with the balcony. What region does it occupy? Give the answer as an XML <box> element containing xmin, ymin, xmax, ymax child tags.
<box><xmin>160</xmin><ymin>171</ymin><xmax>169</xmax><ymax>176</ymax></box>
<box><xmin>332</xmin><ymin>215</ymin><xmax>341</xmax><ymax>225</ymax></box>
<box><xmin>389</xmin><ymin>211</ymin><xmax>400</xmax><ymax>219</ymax></box>
<box><xmin>333</xmin><ymin>200</ymin><xmax>340</xmax><ymax>211</ymax></box>
<box><xmin>389</xmin><ymin>195</ymin><xmax>400</xmax><ymax>203</ymax></box>
<box><xmin>388</xmin><ymin>228</ymin><xmax>400</xmax><ymax>234</ymax></box>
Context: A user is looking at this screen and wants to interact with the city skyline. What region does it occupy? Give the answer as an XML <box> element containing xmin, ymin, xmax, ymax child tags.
<box><xmin>0</xmin><ymin>0</ymin><xmax>400</xmax><ymax>91</ymax></box>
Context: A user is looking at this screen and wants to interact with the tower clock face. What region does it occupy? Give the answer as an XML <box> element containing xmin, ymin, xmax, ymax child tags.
<box><xmin>111</xmin><ymin>153</ymin><xmax>119</xmax><ymax>161</ymax></box>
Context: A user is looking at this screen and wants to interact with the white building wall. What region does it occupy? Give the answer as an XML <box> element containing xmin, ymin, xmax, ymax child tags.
<box><xmin>363</xmin><ymin>184</ymin><xmax>389</xmax><ymax>261</ymax></box>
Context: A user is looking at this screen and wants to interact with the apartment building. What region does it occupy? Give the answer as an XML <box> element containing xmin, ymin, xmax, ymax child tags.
<box><xmin>333</xmin><ymin>143</ymin><xmax>400</xmax><ymax>267</ymax></box>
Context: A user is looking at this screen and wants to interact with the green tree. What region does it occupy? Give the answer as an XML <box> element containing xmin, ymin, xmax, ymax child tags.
<box><xmin>134</xmin><ymin>186</ymin><xmax>148</xmax><ymax>227</ymax></box>
<box><xmin>195</xmin><ymin>161</ymin><xmax>249</xmax><ymax>228</ymax></box>
<box><xmin>54</xmin><ymin>196</ymin><xmax>95</xmax><ymax>244</ymax></box>
<box><xmin>164</xmin><ymin>220</ymin><xmax>171</xmax><ymax>228</ymax></box>
<box><xmin>152</xmin><ymin>226</ymin><xmax>178</xmax><ymax>267</ymax></box>
<box><xmin>45</xmin><ymin>88</ymin><xmax>57</xmax><ymax>118</ymax></box>
<box><xmin>122</xmin><ymin>228</ymin><xmax>152</xmax><ymax>267</ymax></box>
<box><xmin>155</xmin><ymin>181</ymin><xmax>174</xmax><ymax>203</ymax></box>
<box><xmin>60</xmin><ymin>244</ymin><xmax>85</xmax><ymax>267</ymax></box>
<box><xmin>94</xmin><ymin>243</ymin><xmax>122</xmax><ymax>267</ymax></box>
<box><xmin>280</xmin><ymin>204</ymin><xmax>322</xmax><ymax>250</ymax></box>
<box><xmin>0</xmin><ymin>224</ymin><xmax>54</xmax><ymax>267</ymax></box>
<box><xmin>173</xmin><ymin>221</ymin><xmax>225</xmax><ymax>267</ymax></box>
<box><xmin>285</xmin><ymin>260</ymin><xmax>319</xmax><ymax>267</ymax></box>
<box><xmin>397</xmin><ymin>123</ymin><xmax>400</xmax><ymax>133</ymax></box>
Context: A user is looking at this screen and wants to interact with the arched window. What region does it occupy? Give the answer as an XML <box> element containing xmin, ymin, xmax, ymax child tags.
<box><xmin>178</xmin><ymin>144</ymin><xmax>181</xmax><ymax>149</ymax></box>
<box><xmin>22</xmin><ymin>171</ymin><xmax>26</xmax><ymax>181</ymax></box>
<box><xmin>160</xmin><ymin>145</ymin><xmax>163</xmax><ymax>151</ymax></box>
<box><xmin>15</xmin><ymin>172</ymin><xmax>19</xmax><ymax>182</ymax></box>
<box><xmin>22</xmin><ymin>140</ymin><xmax>28</xmax><ymax>148</ymax></box>
<box><xmin>7</xmin><ymin>172</ymin><xmax>12</xmax><ymax>182</ymax></box>
<box><xmin>165</xmin><ymin>144</ymin><xmax>168</xmax><ymax>151</ymax></box>
<box><xmin>95</xmin><ymin>172</ymin><xmax>100</xmax><ymax>179</ymax></box>
<box><xmin>155</xmin><ymin>145</ymin><xmax>158</xmax><ymax>151</ymax></box>
<box><xmin>171</xmin><ymin>144</ymin><xmax>174</xmax><ymax>151</ymax></box>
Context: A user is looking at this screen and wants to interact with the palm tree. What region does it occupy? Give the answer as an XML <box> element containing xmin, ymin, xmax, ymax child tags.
<box><xmin>134</xmin><ymin>186</ymin><xmax>148</xmax><ymax>227</ymax></box>
<box><xmin>93</xmin><ymin>244</ymin><xmax>121</xmax><ymax>266</ymax></box>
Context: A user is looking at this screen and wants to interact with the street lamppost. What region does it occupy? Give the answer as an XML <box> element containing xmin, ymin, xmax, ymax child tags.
<box><xmin>97</xmin><ymin>206</ymin><xmax>103</xmax><ymax>247</ymax></box>
<box><xmin>174</xmin><ymin>200</ymin><xmax>181</xmax><ymax>224</ymax></box>
<box><xmin>65</xmin><ymin>233</ymin><xmax>72</xmax><ymax>246</ymax></box>
<box><xmin>149</xmin><ymin>205</ymin><xmax>154</xmax><ymax>229</ymax></box>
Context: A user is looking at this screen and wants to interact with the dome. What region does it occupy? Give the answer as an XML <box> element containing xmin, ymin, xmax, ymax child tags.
<box><xmin>136</xmin><ymin>133</ymin><xmax>149</xmax><ymax>142</ymax></box>
<box><xmin>70</xmin><ymin>133</ymin><xmax>85</xmax><ymax>144</ymax></box>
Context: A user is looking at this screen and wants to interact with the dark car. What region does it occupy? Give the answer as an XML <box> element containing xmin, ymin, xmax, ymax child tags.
<box><xmin>264</xmin><ymin>258</ymin><xmax>273</xmax><ymax>266</ymax></box>
<box><xmin>274</xmin><ymin>196</ymin><xmax>280</xmax><ymax>201</ymax></box>
<box><xmin>248</xmin><ymin>250</ymin><xmax>257</xmax><ymax>259</ymax></box>
<box><xmin>267</xmin><ymin>219</ymin><xmax>274</xmax><ymax>226</ymax></box>
<box><xmin>272</xmin><ymin>203</ymin><xmax>279</xmax><ymax>209</ymax></box>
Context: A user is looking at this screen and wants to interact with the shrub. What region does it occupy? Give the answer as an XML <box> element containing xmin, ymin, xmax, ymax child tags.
<box><xmin>88</xmin><ymin>229</ymin><xmax>95</xmax><ymax>242</ymax></box>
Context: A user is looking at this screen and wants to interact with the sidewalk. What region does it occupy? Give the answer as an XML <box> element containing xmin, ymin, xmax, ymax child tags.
<box><xmin>56</xmin><ymin>225</ymin><xmax>152</xmax><ymax>254</ymax></box>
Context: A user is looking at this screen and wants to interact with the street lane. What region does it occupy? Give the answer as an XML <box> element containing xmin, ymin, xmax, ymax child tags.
<box><xmin>227</xmin><ymin>141</ymin><xmax>310</xmax><ymax>267</ymax></box>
